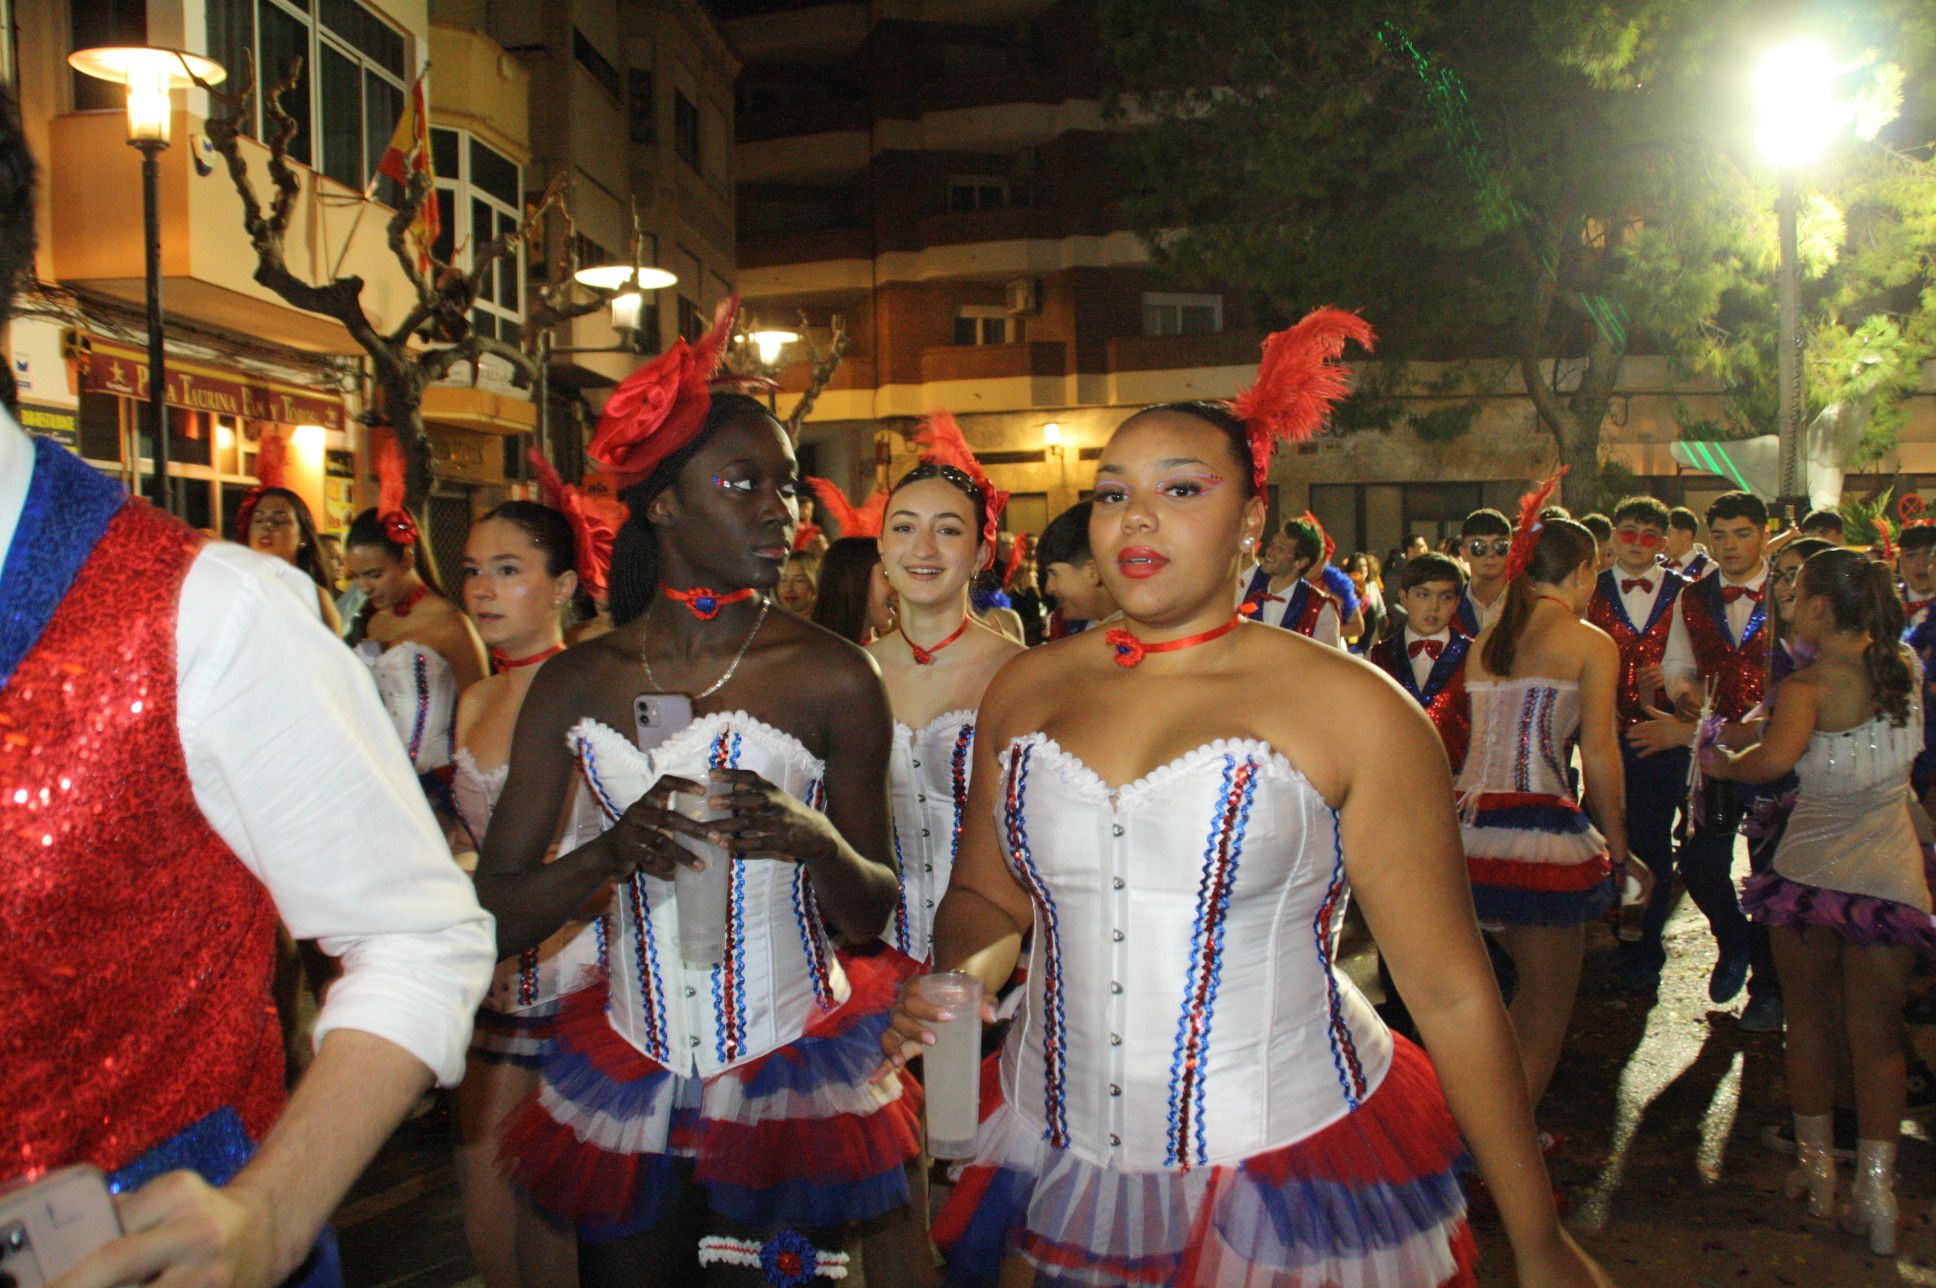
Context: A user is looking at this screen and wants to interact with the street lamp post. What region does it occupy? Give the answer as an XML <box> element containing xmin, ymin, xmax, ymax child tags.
<box><xmin>1753</xmin><ymin>39</ymin><xmax>1845</xmax><ymax>523</ymax></box>
<box><xmin>747</xmin><ymin>328</ymin><xmax>800</xmax><ymax>414</ymax></box>
<box><xmin>68</xmin><ymin>48</ymin><xmax>226</xmax><ymax>517</ymax></box>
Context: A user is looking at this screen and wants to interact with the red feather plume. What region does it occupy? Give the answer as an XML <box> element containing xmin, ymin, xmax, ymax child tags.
<box><xmin>254</xmin><ymin>432</ymin><xmax>288</xmax><ymax>490</ymax></box>
<box><xmin>525</xmin><ymin>447</ymin><xmax>627</xmax><ymax>603</ymax></box>
<box><xmin>1504</xmin><ymin>467</ymin><xmax>1568</xmax><ymax>584</ymax></box>
<box><xmin>791</xmin><ymin>522</ymin><xmax>823</xmax><ymax>552</ymax></box>
<box><xmin>1003</xmin><ymin>531</ymin><xmax>1031</xmax><ymax>587</ymax></box>
<box><xmin>914</xmin><ymin>409</ymin><xmax>1009</xmax><ymax>568</ymax></box>
<box><xmin>1229</xmin><ymin>307</ymin><xmax>1376</xmax><ymax>491</ymax></box>
<box><xmin>1874</xmin><ymin>516</ymin><xmax>1898</xmax><ymax>565</ymax></box>
<box><xmin>806</xmin><ymin>476</ymin><xmax>886</xmax><ymax>540</ymax></box>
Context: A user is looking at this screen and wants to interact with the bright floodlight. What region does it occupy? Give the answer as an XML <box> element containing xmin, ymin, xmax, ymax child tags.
<box><xmin>608</xmin><ymin>291</ymin><xmax>646</xmax><ymax>334</ymax></box>
<box><xmin>1754</xmin><ymin>40</ymin><xmax>1843</xmax><ymax>168</ymax></box>
<box><xmin>749</xmin><ymin>329</ymin><xmax>799</xmax><ymax>366</ymax></box>
<box><xmin>573</xmin><ymin>263</ymin><xmax>678</xmax><ymax>292</ymax></box>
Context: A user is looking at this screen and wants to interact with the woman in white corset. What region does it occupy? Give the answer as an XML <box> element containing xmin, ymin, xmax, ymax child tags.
<box><xmin>1707</xmin><ymin>546</ymin><xmax>1935</xmax><ymax>1255</ymax></box>
<box><xmin>1458</xmin><ymin>494</ymin><xmax>1640</xmax><ymax>1123</ymax></box>
<box><xmin>870</xmin><ymin>412</ymin><xmax>1023</xmax><ymax>966</ymax></box>
<box><xmin>883</xmin><ymin>310</ymin><xmax>1605</xmax><ymax>1286</ymax></box>
<box><xmin>450</xmin><ymin>500</ymin><xmax>591</xmax><ymax>1288</ymax></box>
<box><xmin>474</xmin><ymin>306</ymin><xmax>920</xmax><ymax>1286</ymax></box>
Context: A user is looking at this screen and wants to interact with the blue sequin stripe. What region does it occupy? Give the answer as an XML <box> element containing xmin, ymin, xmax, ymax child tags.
<box><xmin>1512</xmin><ymin>686</ymin><xmax>1541</xmax><ymax>793</ymax></box>
<box><xmin>889</xmin><ymin>817</ymin><xmax>914</xmax><ymax>956</ymax></box>
<box><xmin>710</xmin><ymin>732</ymin><xmax>749</xmax><ymax>1064</ymax></box>
<box><xmin>1535</xmin><ymin>686</ymin><xmax>1562</xmax><ymax>784</ymax></box>
<box><xmin>1313</xmin><ymin>811</ymin><xmax>1367</xmax><ymax>1107</ymax></box>
<box><xmin>408</xmin><ymin>650</ymin><xmax>430</xmax><ymax>764</ymax></box>
<box><xmin>575</xmin><ymin>734</ymin><xmax>668</xmax><ymax>1058</ymax></box>
<box><xmin>949</xmin><ymin>722</ymin><xmax>975</xmax><ymax>867</ymax></box>
<box><xmin>791</xmin><ymin>775</ymin><xmax>838</xmax><ymax>1010</ymax></box>
<box><xmin>1003</xmin><ymin>743</ymin><xmax>1068</xmax><ymax>1148</ymax></box>
<box><xmin>1164</xmin><ymin>755</ymin><xmax>1257</xmax><ymax>1169</ymax></box>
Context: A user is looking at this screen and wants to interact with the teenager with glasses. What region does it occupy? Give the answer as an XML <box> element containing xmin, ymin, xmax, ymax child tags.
<box><xmin>1455</xmin><ymin>508</ymin><xmax>1513</xmax><ymax>635</ymax></box>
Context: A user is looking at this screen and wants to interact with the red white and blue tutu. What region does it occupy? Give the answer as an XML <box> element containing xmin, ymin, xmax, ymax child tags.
<box><xmin>1460</xmin><ymin>792</ymin><xmax>1614</xmax><ymax>927</ymax></box>
<box><xmin>934</xmin><ymin>1036</ymin><xmax>1476</xmax><ymax>1287</ymax></box>
<box><xmin>471</xmin><ymin>1000</ymin><xmax>564</xmax><ymax>1070</ymax></box>
<box><xmin>501</xmin><ymin>948</ymin><xmax>923</xmax><ymax>1242</ymax></box>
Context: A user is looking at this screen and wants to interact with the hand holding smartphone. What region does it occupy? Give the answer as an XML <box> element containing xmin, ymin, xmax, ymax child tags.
<box><xmin>0</xmin><ymin>1165</ymin><xmax>122</xmax><ymax>1286</ymax></box>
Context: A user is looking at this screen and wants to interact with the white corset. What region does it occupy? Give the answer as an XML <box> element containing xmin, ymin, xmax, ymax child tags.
<box><xmin>567</xmin><ymin>713</ymin><xmax>850</xmax><ymax>1076</ymax></box>
<box><xmin>1456</xmin><ymin>679</ymin><xmax>1581</xmax><ymax>800</ymax></box>
<box><xmin>995</xmin><ymin>734</ymin><xmax>1392</xmax><ymax>1171</ymax></box>
<box><xmin>454</xmin><ymin>746</ymin><xmax>608</xmax><ymax>1016</ymax></box>
<box><xmin>355</xmin><ymin>639</ymin><xmax>457</xmax><ymax>773</ymax></box>
<box><xmin>887</xmin><ymin>709</ymin><xmax>976</xmax><ymax>962</ymax></box>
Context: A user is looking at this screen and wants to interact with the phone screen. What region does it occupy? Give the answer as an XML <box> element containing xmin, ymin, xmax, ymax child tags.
<box><xmin>633</xmin><ymin>693</ymin><xmax>695</xmax><ymax>755</ymax></box>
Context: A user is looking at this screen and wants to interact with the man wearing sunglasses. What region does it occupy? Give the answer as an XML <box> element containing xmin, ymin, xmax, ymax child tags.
<box><xmin>1454</xmin><ymin>508</ymin><xmax>1513</xmax><ymax>636</ymax></box>
<box><xmin>1587</xmin><ymin>496</ymin><xmax>1693</xmax><ymax>994</ymax></box>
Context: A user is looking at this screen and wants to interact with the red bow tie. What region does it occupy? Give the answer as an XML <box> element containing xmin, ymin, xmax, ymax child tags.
<box><xmin>1408</xmin><ymin>638</ymin><xmax>1444</xmax><ymax>660</ymax></box>
<box><xmin>1621</xmin><ymin>577</ymin><xmax>1653</xmax><ymax>594</ymax></box>
<box><xmin>1908</xmin><ymin>597</ymin><xmax>1933</xmax><ymax>616</ymax></box>
<box><xmin>1721</xmin><ymin>583</ymin><xmax>1762</xmax><ymax>604</ymax></box>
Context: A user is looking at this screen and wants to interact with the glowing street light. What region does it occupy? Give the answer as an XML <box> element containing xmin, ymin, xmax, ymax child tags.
<box><xmin>572</xmin><ymin>263</ymin><xmax>678</xmax><ymax>343</ymax></box>
<box><xmin>748</xmin><ymin>328</ymin><xmax>800</xmax><ymax>368</ymax></box>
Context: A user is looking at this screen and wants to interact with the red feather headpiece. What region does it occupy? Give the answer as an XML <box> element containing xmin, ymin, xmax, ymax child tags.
<box><xmin>233</xmin><ymin>432</ymin><xmax>291</xmax><ymax>542</ymax></box>
<box><xmin>1229</xmin><ymin>307</ymin><xmax>1376</xmax><ymax>491</ymax></box>
<box><xmin>791</xmin><ymin>522</ymin><xmax>823</xmax><ymax>552</ymax></box>
<box><xmin>376</xmin><ymin>437</ymin><xmax>418</xmax><ymax>548</ymax></box>
<box><xmin>1873</xmin><ymin>516</ymin><xmax>1898</xmax><ymax>565</ymax></box>
<box><xmin>527</xmin><ymin>448</ymin><xmax>629</xmax><ymax>603</ymax></box>
<box><xmin>1504</xmin><ymin>468</ymin><xmax>1568</xmax><ymax>584</ymax></box>
<box><xmin>1003</xmin><ymin>531</ymin><xmax>1031</xmax><ymax>587</ymax></box>
<box><xmin>913</xmin><ymin>409</ymin><xmax>1008</xmax><ymax>568</ymax></box>
<box><xmin>806</xmin><ymin>476</ymin><xmax>888</xmax><ymax>540</ymax></box>
<box><xmin>1297</xmin><ymin>510</ymin><xmax>1336</xmax><ymax>566</ymax></box>
<box><xmin>589</xmin><ymin>295</ymin><xmax>743</xmax><ymax>490</ymax></box>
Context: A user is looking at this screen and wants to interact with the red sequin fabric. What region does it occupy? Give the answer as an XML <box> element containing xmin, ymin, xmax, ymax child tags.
<box><xmin>0</xmin><ymin>502</ymin><xmax>283</xmax><ymax>1177</ymax></box>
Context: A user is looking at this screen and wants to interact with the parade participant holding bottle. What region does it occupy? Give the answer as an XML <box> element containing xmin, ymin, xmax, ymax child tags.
<box><xmin>474</xmin><ymin>300</ymin><xmax>919</xmax><ymax>1285</ymax></box>
<box><xmin>870</xmin><ymin>411</ymin><xmax>1023</xmax><ymax>966</ymax></box>
<box><xmin>1458</xmin><ymin>483</ymin><xmax>1643</xmax><ymax>1125</ymax></box>
<box><xmin>1705</xmin><ymin>547</ymin><xmax>1935</xmax><ymax>1256</ymax></box>
<box><xmin>882</xmin><ymin>310</ymin><xmax>1607</xmax><ymax>1286</ymax></box>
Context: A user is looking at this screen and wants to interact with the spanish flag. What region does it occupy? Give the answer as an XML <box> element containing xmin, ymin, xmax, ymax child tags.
<box><xmin>377</xmin><ymin>72</ymin><xmax>440</xmax><ymax>269</ymax></box>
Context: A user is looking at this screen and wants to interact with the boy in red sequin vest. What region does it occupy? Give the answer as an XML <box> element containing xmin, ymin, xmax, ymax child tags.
<box><xmin>1629</xmin><ymin>491</ymin><xmax>1772</xmax><ymax>1022</ymax></box>
<box><xmin>1369</xmin><ymin>552</ymin><xmax>1472</xmax><ymax>773</ymax></box>
<box><xmin>1586</xmin><ymin>496</ymin><xmax>1690</xmax><ymax>993</ymax></box>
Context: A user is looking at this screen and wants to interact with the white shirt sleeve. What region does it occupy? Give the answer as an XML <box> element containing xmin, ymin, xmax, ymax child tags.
<box><xmin>1662</xmin><ymin>590</ymin><xmax>1698</xmax><ymax>702</ymax></box>
<box><xmin>1313</xmin><ymin>602</ymin><xmax>1342</xmax><ymax>649</ymax></box>
<box><xmin>176</xmin><ymin>544</ymin><xmax>494</xmax><ymax>1087</ymax></box>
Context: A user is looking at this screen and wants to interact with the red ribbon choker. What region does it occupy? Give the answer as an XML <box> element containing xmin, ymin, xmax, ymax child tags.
<box><xmin>391</xmin><ymin>583</ymin><xmax>430</xmax><ymax>618</ymax></box>
<box><xmin>662</xmin><ymin>584</ymin><xmax>756</xmax><ymax>621</ymax></box>
<box><xmin>492</xmin><ymin>643</ymin><xmax>566</xmax><ymax>672</ymax></box>
<box><xmin>1106</xmin><ymin>615</ymin><xmax>1242</xmax><ymax>668</ymax></box>
<box><xmin>904</xmin><ymin>619</ymin><xmax>969</xmax><ymax>665</ymax></box>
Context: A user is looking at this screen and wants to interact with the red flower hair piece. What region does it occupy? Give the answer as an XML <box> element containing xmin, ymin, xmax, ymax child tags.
<box><xmin>527</xmin><ymin>449</ymin><xmax>629</xmax><ymax>603</ymax></box>
<box><xmin>1003</xmin><ymin>531</ymin><xmax>1031</xmax><ymax>587</ymax></box>
<box><xmin>1297</xmin><ymin>510</ymin><xmax>1336</xmax><ymax>565</ymax></box>
<box><xmin>913</xmin><ymin>409</ymin><xmax>1009</xmax><ymax>568</ymax></box>
<box><xmin>232</xmin><ymin>431</ymin><xmax>290</xmax><ymax>541</ymax></box>
<box><xmin>589</xmin><ymin>295</ymin><xmax>742</xmax><ymax>490</ymax></box>
<box><xmin>1229</xmin><ymin>307</ymin><xmax>1376</xmax><ymax>491</ymax></box>
<box><xmin>376</xmin><ymin>437</ymin><xmax>418</xmax><ymax>548</ymax></box>
<box><xmin>791</xmin><ymin>522</ymin><xmax>822</xmax><ymax>552</ymax></box>
<box><xmin>1503</xmin><ymin>467</ymin><xmax>1569</xmax><ymax>584</ymax></box>
<box><xmin>806</xmin><ymin>476</ymin><xmax>888</xmax><ymax>540</ymax></box>
<box><xmin>1873</xmin><ymin>516</ymin><xmax>1898</xmax><ymax>565</ymax></box>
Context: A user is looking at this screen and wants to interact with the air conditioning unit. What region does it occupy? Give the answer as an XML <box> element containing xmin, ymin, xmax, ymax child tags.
<box><xmin>1005</xmin><ymin>277</ymin><xmax>1041</xmax><ymax>316</ymax></box>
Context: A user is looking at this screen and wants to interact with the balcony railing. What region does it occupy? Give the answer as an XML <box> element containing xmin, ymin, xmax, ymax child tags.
<box><xmin>1106</xmin><ymin>333</ymin><xmax>1265</xmax><ymax>374</ymax></box>
<box><xmin>920</xmin><ymin>340</ymin><xmax>1068</xmax><ymax>384</ymax></box>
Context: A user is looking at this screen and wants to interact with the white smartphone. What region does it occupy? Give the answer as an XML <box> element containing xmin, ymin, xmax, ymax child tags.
<box><xmin>0</xmin><ymin>1164</ymin><xmax>123</xmax><ymax>1286</ymax></box>
<box><xmin>632</xmin><ymin>693</ymin><xmax>694</xmax><ymax>756</ymax></box>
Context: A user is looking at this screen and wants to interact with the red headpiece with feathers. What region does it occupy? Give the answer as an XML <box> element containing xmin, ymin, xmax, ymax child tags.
<box><xmin>1297</xmin><ymin>510</ymin><xmax>1336</xmax><ymax>565</ymax></box>
<box><xmin>1873</xmin><ymin>516</ymin><xmax>1898</xmax><ymax>565</ymax></box>
<box><xmin>526</xmin><ymin>449</ymin><xmax>629</xmax><ymax>603</ymax></box>
<box><xmin>1229</xmin><ymin>307</ymin><xmax>1376</xmax><ymax>491</ymax></box>
<box><xmin>912</xmin><ymin>409</ymin><xmax>1008</xmax><ymax>568</ymax></box>
<box><xmin>807</xmin><ymin>476</ymin><xmax>888</xmax><ymax>540</ymax></box>
<box><xmin>589</xmin><ymin>295</ymin><xmax>746</xmax><ymax>490</ymax></box>
<box><xmin>376</xmin><ymin>437</ymin><xmax>418</xmax><ymax>548</ymax></box>
<box><xmin>1003</xmin><ymin>531</ymin><xmax>1031</xmax><ymax>587</ymax></box>
<box><xmin>1504</xmin><ymin>467</ymin><xmax>1569</xmax><ymax>584</ymax></box>
<box><xmin>232</xmin><ymin>431</ymin><xmax>290</xmax><ymax>542</ymax></box>
<box><xmin>791</xmin><ymin>523</ymin><xmax>823</xmax><ymax>553</ymax></box>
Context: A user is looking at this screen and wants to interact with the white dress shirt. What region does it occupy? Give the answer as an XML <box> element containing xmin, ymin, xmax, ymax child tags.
<box><xmin>1616</xmin><ymin>565</ymin><xmax>1665</xmax><ymax>626</ymax></box>
<box><xmin>1463</xmin><ymin>586</ymin><xmax>1505</xmax><ymax>634</ymax></box>
<box><xmin>0</xmin><ymin>422</ymin><xmax>493</xmax><ymax>1086</ymax></box>
<box><xmin>1662</xmin><ymin>562</ymin><xmax>1767</xmax><ymax>705</ymax></box>
<box><xmin>1405</xmin><ymin>629</ymin><xmax>1451</xmax><ymax>690</ymax></box>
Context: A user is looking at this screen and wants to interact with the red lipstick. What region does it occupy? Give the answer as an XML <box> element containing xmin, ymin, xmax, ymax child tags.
<box><xmin>1117</xmin><ymin>546</ymin><xmax>1168</xmax><ymax>579</ymax></box>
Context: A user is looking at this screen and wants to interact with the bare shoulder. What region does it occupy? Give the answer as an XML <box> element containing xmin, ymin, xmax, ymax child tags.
<box><xmin>767</xmin><ymin>609</ymin><xmax>883</xmax><ymax>695</ymax></box>
<box><xmin>455</xmin><ymin>672</ymin><xmax>505</xmax><ymax>741</ymax></box>
<box><xmin>978</xmin><ymin>633</ymin><xmax>1081</xmax><ymax>736</ymax></box>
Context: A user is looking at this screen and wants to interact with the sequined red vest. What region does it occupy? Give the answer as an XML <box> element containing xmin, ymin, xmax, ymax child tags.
<box><xmin>1281</xmin><ymin>580</ymin><xmax>1335</xmax><ymax>638</ymax></box>
<box><xmin>1587</xmin><ymin>569</ymin><xmax>1686</xmax><ymax>726</ymax></box>
<box><xmin>0</xmin><ymin>500</ymin><xmax>283</xmax><ymax>1178</ymax></box>
<box><xmin>1679</xmin><ymin>574</ymin><xmax>1769</xmax><ymax>722</ymax></box>
<box><xmin>1370</xmin><ymin>633</ymin><xmax>1471</xmax><ymax>772</ymax></box>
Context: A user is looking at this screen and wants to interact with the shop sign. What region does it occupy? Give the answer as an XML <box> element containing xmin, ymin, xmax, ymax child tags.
<box><xmin>83</xmin><ymin>338</ymin><xmax>345</xmax><ymax>431</ymax></box>
<box><xmin>429</xmin><ymin>427</ymin><xmax>504</xmax><ymax>486</ymax></box>
<box><xmin>18</xmin><ymin>403</ymin><xmax>78</xmax><ymax>447</ymax></box>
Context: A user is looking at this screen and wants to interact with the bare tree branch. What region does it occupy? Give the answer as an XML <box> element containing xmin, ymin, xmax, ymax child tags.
<box><xmin>784</xmin><ymin>312</ymin><xmax>849</xmax><ymax>441</ymax></box>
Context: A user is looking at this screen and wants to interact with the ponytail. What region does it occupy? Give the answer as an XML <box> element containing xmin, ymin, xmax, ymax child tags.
<box><xmin>1481</xmin><ymin>517</ymin><xmax>1596</xmax><ymax>676</ymax></box>
<box><xmin>1797</xmin><ymin>547</ymin><xmax>1913</xmax><ymax>725</ymax></box>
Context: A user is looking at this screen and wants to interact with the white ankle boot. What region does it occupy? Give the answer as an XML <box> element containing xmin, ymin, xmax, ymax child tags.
<box><xmin>1841</xmin><ymin>1138</ymin><xmax>1898</xmax><ymax>1256</ymax></box>
<box><xmin>1783</xmin><ymin>1113</ymin><xmax>1837</xmax><ymax>1218</ymax></box>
